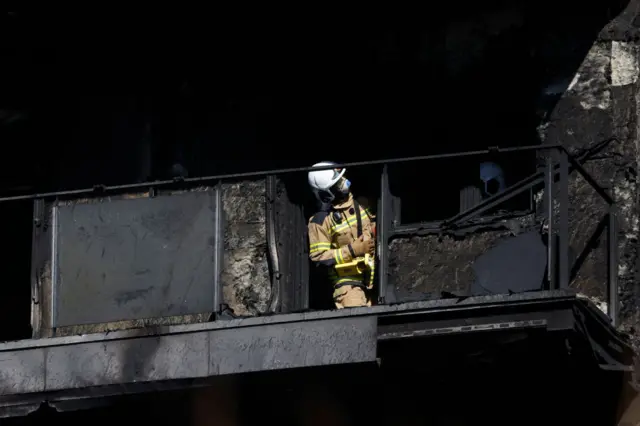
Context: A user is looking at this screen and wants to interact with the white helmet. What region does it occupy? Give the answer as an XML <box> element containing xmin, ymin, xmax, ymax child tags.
<box><xmin>308</xmin><ymin>161</ymin><xmax>350</xmax><ymax>204</ymax></box>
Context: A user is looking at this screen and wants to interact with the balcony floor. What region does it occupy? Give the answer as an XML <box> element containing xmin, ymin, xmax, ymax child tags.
<box><xmin>0</xmin><ymin>289</ymin><xmax>632</xmax><ymax>418</ymax></box>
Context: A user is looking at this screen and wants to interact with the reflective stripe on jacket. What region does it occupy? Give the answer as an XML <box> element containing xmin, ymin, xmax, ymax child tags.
<box><xmin>307</xmin><ymin>193</ymin><xmax>376</xmax><ymax>288</ymax></box>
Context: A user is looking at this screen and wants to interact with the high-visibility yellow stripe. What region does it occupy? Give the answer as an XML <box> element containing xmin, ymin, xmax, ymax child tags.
<box><xmin>367</xmin><ymin>267</ymin><xmax>375</xmax><ymax>286</ymax></box>
<box><xmin>330</xmin><ymin>209</ymin><xmax>372</xmax><ymax>234</ymax></box>
<box><xmin>310</xmin><ymin>242</ymin><xmax>331</xmax><ymax>249</ymax></box>
<box><xmin>309</xmin><ymin>242</ymin><xmax>331</xmax><ymax>254</ymax></box>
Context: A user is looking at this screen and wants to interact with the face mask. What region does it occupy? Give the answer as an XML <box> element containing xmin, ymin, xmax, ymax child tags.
<box><xmin>332</xmin><ymin>178</ymin><xmax>351</xmax><ymax>202</ymax></box>
<box><xmin>337</xmin><ymin>178</ymin><xmax>350</xmax><ymax>194</ymax></box>
<box><xmin>316</xmin><ymin>178</ymin><xmax>351</xmax><ymax>204</ymax></box>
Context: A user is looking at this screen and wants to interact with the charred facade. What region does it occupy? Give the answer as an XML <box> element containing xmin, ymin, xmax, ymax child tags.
<box><xmin>0</xmin><ymin>4</ymin><xmax>639</xmax><ymax>425</ymax></box>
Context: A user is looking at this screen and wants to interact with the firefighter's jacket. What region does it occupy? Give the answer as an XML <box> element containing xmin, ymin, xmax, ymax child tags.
<box><xmin>308</xmin><ymin>193</ymin><xmax>376</xmax><ymax>288</ymax></box>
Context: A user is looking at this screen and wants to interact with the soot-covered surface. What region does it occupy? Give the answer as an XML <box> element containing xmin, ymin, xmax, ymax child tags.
<box><xmin>0</xmin><ymin>0</ymin><xmax>638</xmax><ymax>388</ymax></box>
<box><xmin>44</xmin><ymin>181</ymin><xmax>271</xmax><ymax>337</ymax></box>
<box><xmin>2</xmin><ymin>331</ymin><xmax>625</xmax><ymax>426</ymax></box>
<box><xmin>53</xmin><ymin>191</ymin><xmax>218</xmax><ymax>327</ymax></box>
<box><xmin>389</xmin><ymin>230</ymin><xmax>514</xmax><ymax>300</ymax></box>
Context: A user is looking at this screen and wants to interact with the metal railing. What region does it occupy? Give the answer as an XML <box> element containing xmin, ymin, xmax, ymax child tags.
<box><xmin>7</xmin><ymin>141</ymin><xmax>620</xmax><ymax>328</ymax></box>
<box><xmin>373</xmin><ymin>142</ymin><xmax>619</xmax><ymax>326</ymax></box>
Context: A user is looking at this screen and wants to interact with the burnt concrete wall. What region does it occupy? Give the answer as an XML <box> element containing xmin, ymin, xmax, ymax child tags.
<box><xmin>390</xmin><ymin>229</ymin><xmax>519</xmax><ymax>301</ymax></box>
<box><xmin>542</xmin><ymin>31</ymin><xmax>640</xmax><ymax>342</ymax></box>
<box><xmin>389</xmin><ymin>1</ymin><xmax>640</xmax><ymax>347</ymax></box>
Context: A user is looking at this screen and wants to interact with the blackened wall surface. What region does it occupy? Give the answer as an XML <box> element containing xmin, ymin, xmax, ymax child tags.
<box><xmin>274</xmin><ymin>177</ymin><xmax>310</xmax><ymax>313</ymax></box>
<box><xmin>536</xmin><ymin>6</ymin><xmax>640</xmax><ymax>344</ymax></box>
<box><xmin>387</xmin><ymin>1</ymin><xmax>640</xmax><ymax>352</ymax></box>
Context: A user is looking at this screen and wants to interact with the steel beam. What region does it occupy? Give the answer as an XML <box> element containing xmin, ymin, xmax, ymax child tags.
<box><xmin>0</xmin><ymin>144</ymin><xmax>562</xmax><ymax>203</ymax></box>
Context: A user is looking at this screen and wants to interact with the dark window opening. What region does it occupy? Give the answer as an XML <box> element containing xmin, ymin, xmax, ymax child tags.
<box><xmin>395</xmin><ymin>150</ymin><xmax>536</xmax><ymax>225</ymax></box>
<box><xmin>0</xmin><ymin>202</ymin><xmax>33</xmax><ymax>342</ymax></box>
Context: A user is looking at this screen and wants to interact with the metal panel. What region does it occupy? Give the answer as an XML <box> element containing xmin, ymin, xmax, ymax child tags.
<box><xmin>52</xmin><ymin>191</ymin><xmax>218</xmax><ymax>326</ymax></box>
<box><xmin>0</xmin><ymin>312</ymin><xmax>377</xmax><ymax>400</ymax></box>
<box><xmin>0</xmin><ymin>350</ymin><xmax>45</xmax><ymax>395</ymax></box>
<box><xmin>209</xmin><ymin>316</ymin><xmax>377</xmax><ymax>375</ymax></box>
<box><xmin>45</xmin><ymin>333</ymin><xmax>209</xmax><ymax>391</ymax></box>
<box><xmin>471</xmin><ymin>231</ymin><xmax>547</xmax><ymax>295</ymax></box>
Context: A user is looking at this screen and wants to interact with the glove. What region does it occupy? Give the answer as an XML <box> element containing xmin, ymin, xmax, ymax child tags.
<box><xmin>350</xmin><ymin>235</ymin><xmax>375</xmax><ymax>257</ymax></box>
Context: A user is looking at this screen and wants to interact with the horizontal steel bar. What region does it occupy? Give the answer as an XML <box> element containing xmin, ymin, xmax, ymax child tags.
<box><xmin>0</xmin><ymin>144</ymin><xmax>562</xmax><ymax>203</ymax></box>
<box><xmin>438</xmin><ymin>142</ymin><xmax>615</xmax><ymax>228</ymax></box>
<box><xmin>443</xmin><ymin>171</ymin><xmax>544</xmax><ymax>227</ymax></box>
<box><xmin>392</xmin><ymin>211</ymin><xmax>534</xmax><ymax>237</ymax></box>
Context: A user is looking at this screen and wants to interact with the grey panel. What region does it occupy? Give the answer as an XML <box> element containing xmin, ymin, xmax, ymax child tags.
<box><xmin>0</xmin><ymin>350</ymin><xmax>45</xmax><ymax>395</ymax></box>
<box><xmin>209</xmin><ymin>316</ymin><xmax>377</xmax><ymax>375</ymax></box>
<box><xmin>45</xmin><ymin>333</ymin><xmax>209</xmax><ymax>391</ymax></box>
<box><xmin>53</xmin><ymin>191</ymin><xmax>218</xmax><ymax>326</ymax></box>
<box><xmin>471</xmin><ymin>231</ymin><xmax>547</xmax><ymax>295</ymax></box>
<box><xmin>0</xmin><ymin>315</ymin><xmax>377</xmax><ymax>398</ymax></box>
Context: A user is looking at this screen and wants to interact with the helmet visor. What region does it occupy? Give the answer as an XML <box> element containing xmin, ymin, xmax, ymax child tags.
<box><xmin>317</xmin><ymin>176</ymin><xmax>349</xmax><ymax>203</ymax></box>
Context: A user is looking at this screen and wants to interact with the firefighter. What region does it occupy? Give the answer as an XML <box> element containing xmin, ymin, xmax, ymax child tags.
<box><xmin>307</xmin><ymin>161</ymin><xmax>376</xmax><ymax>309</ymax></box>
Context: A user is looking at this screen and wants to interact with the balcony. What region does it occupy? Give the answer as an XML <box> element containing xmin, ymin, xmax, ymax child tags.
<box><xmin>0</xmin><ymin>142</ymin><xmax>633</xmax><ymax>418</ymax></box>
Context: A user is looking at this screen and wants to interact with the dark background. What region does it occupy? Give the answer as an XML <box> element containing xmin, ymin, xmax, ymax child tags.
<box><xmin>0</xmin><ymin>3</ymin><xmax>631</xmax><ymax>423</ymax></box>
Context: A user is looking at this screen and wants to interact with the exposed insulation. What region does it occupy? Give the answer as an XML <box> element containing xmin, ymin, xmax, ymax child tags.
<box><xmin>221</xmin><ymin>180</ymin><xmax>271</xmax><ymax>316</ymax></box>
